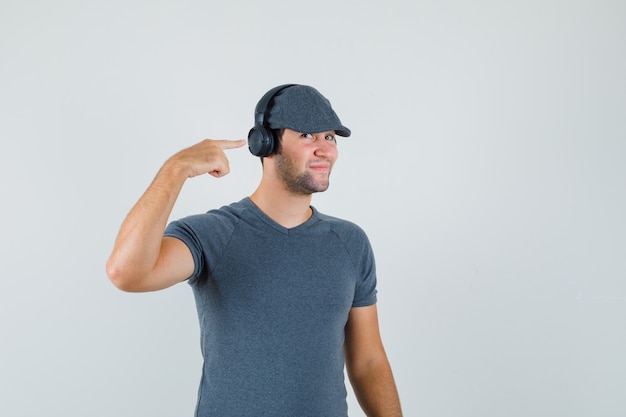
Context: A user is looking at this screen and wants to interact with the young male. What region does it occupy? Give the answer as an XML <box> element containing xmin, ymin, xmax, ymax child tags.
<box><xmin>106</xmin><ymin>84</ymin><xmax>402</xmax><ymax>416</ymax></box>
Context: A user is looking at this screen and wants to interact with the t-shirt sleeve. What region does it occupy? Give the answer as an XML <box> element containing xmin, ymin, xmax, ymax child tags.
<box><xmin>164</xmin><ymin>211</ymin><xmax>236</xmax><ymax>284</ymax></box>
<box><xmin>164</xmin><ymin>217</ymin><xmax>206</xmax><ymax>283</ymax></box>
<box><xmin>348</xmin><ymin>227</ymin><xmax>378</xmax><ymax>307</ymax></box>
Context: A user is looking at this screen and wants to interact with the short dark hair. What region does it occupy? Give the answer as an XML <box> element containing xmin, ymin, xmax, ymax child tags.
<box><xmin>271</xmin><ymin>129</ymin><xmax>285</xmax><ymax>155</ymax></box>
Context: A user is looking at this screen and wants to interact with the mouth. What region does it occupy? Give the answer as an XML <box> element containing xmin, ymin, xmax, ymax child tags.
<box><xmin>309</xmin><ymin>164</ymin><xmax>331</xmax><ymax>173</ymax></box>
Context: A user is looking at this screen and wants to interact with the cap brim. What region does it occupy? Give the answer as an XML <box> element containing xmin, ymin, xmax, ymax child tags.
<box><xmin>335</xmin><ymin>127</ymin><xmax>351</xmax><ymax>137</ymax></box>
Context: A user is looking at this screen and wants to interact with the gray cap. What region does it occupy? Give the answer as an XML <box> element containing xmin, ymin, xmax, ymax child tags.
<box><xmin>267</xmin><ymin>85</ymin><xmax>351</xmax><ymax>137</ymax></box>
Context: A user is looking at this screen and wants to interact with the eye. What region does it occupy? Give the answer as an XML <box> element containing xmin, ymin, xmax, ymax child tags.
<box><xmin>299</xmin><ymin>133</ymin><xmax>336</xmax><ymax>144</ymax></box>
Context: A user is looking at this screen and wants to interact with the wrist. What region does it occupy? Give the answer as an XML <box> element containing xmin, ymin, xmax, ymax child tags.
<box><xmin>162</xmin><ymin>155</ymin><xmax>193</xmax><ymax>179</ymax></box>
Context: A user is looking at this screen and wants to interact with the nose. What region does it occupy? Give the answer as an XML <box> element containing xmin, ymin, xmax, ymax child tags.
<box><xmin>313</xmin><ymin>135</ymin><xmax>337</xmax><ymax>159</ymax></box>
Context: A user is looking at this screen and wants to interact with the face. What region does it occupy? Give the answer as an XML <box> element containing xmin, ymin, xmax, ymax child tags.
<box><xmin>272</xmin><ymin>128</ymin><xmax>339</xmax><ymax>195</ymax></box>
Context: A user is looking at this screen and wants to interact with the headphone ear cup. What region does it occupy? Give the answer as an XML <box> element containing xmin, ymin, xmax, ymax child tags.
<box><xmin>248</xmin><ymin>125</ymin><xmax>274</xmax><ymax>157</ymax></box>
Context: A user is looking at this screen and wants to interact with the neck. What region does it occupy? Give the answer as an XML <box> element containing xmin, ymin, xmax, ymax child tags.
<box><xmin>250</xmin><ymin>176</ymin><xmax>313</xmax><ymax>229</ymax></box>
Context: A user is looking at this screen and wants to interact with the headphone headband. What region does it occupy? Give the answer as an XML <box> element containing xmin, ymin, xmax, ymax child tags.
<box><xmin>253</xmin><ymin>83</ymin><xmax>298</xmax><ymax>126</ymax></box>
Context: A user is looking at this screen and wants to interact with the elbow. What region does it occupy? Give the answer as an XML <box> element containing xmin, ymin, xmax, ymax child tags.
<box><xmin>106</xmin><ymin>258</ymin><xmax>143</xmax><ymax>292</ymax></box>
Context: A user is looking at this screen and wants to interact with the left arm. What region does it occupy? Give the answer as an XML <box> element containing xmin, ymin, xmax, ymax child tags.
<box><xmin>344</xmin><ymin>304</ymin><xmax>402</xmax><ymax>417</ymax></box>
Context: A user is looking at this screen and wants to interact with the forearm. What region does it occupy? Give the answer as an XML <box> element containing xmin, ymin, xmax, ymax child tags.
<box><xmin>106</xmin><ymin>160</ymin><xmax>187</xmax><ymax>288</ymax></box>
<box><xmin>348</xmin><ymin>356</ymin><xmax>402</xmax><ymax>417</ymax></box>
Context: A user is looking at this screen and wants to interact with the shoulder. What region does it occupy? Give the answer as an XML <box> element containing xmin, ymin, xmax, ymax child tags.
<box><xmin>314</xmin><ymin>209</ymin><xmax>371</xmax><ymax>246</ymax></box>
<box><xmin>178</xmin><ymin>198</ymin><xmax>250</xmax><ymax>222</ymax></box>
<box><xmin>315</xmin><ymin>209</ymin><xmax>367</xmax><ymax>235</ymax></box>
<box><xmin>166</xmin><ymin>199</ymin><xmax>252</xmax><ymax>236</ymax></box>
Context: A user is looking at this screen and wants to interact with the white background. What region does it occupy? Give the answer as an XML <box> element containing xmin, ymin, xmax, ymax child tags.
<box><xmin>1</xmin><ymin>0</ymin><xmax>625</xmax><ymax>416</ymax></box>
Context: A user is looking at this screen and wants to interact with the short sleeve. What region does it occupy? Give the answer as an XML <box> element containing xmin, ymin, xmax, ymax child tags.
<box><xmin>164</xmin><ymin>211</ymin><xmax>237</xmax><ymax>285</ymax></box>
<box><xmin>351</xmin><ymin>231</ymin><xmax>378</xmax><ymax>307</ymax></box>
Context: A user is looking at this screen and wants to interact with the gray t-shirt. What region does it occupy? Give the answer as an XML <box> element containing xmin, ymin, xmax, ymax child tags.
<box><xmin>165</xmin><ymin>198</ymin><xmax>377</xmax><ymax>417</ymax></box>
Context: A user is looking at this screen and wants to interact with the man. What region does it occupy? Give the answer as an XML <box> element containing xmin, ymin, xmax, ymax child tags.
<box><xmin>106</xmin><ymin>84</ymin><xmax>402</xmax><ymax>416</ymax></box>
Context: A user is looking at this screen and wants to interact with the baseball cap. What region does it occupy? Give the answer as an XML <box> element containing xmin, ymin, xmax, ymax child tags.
<box><xmin>267</xmin><ymin>85</ymin><xmax>351</xmax><ymax>137</ymax></box>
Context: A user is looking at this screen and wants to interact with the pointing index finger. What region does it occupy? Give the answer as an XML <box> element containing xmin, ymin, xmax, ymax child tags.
<box><xmin>217</xmin><ymin>139</ymin><xmax>247</xmax><ymax>150</ymax></box>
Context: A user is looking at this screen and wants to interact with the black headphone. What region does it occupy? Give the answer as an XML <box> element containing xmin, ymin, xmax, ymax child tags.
<box><xmin>248</xmin><ymin>84</ymin><xmax>297</xmax><ymax>157</ymax></box>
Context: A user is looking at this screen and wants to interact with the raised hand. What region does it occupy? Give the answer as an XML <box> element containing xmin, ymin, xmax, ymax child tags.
<box><xmin>168</xmin><ymin>139</ymin><xmax>247</xmax><ymax>179</ymax></box>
